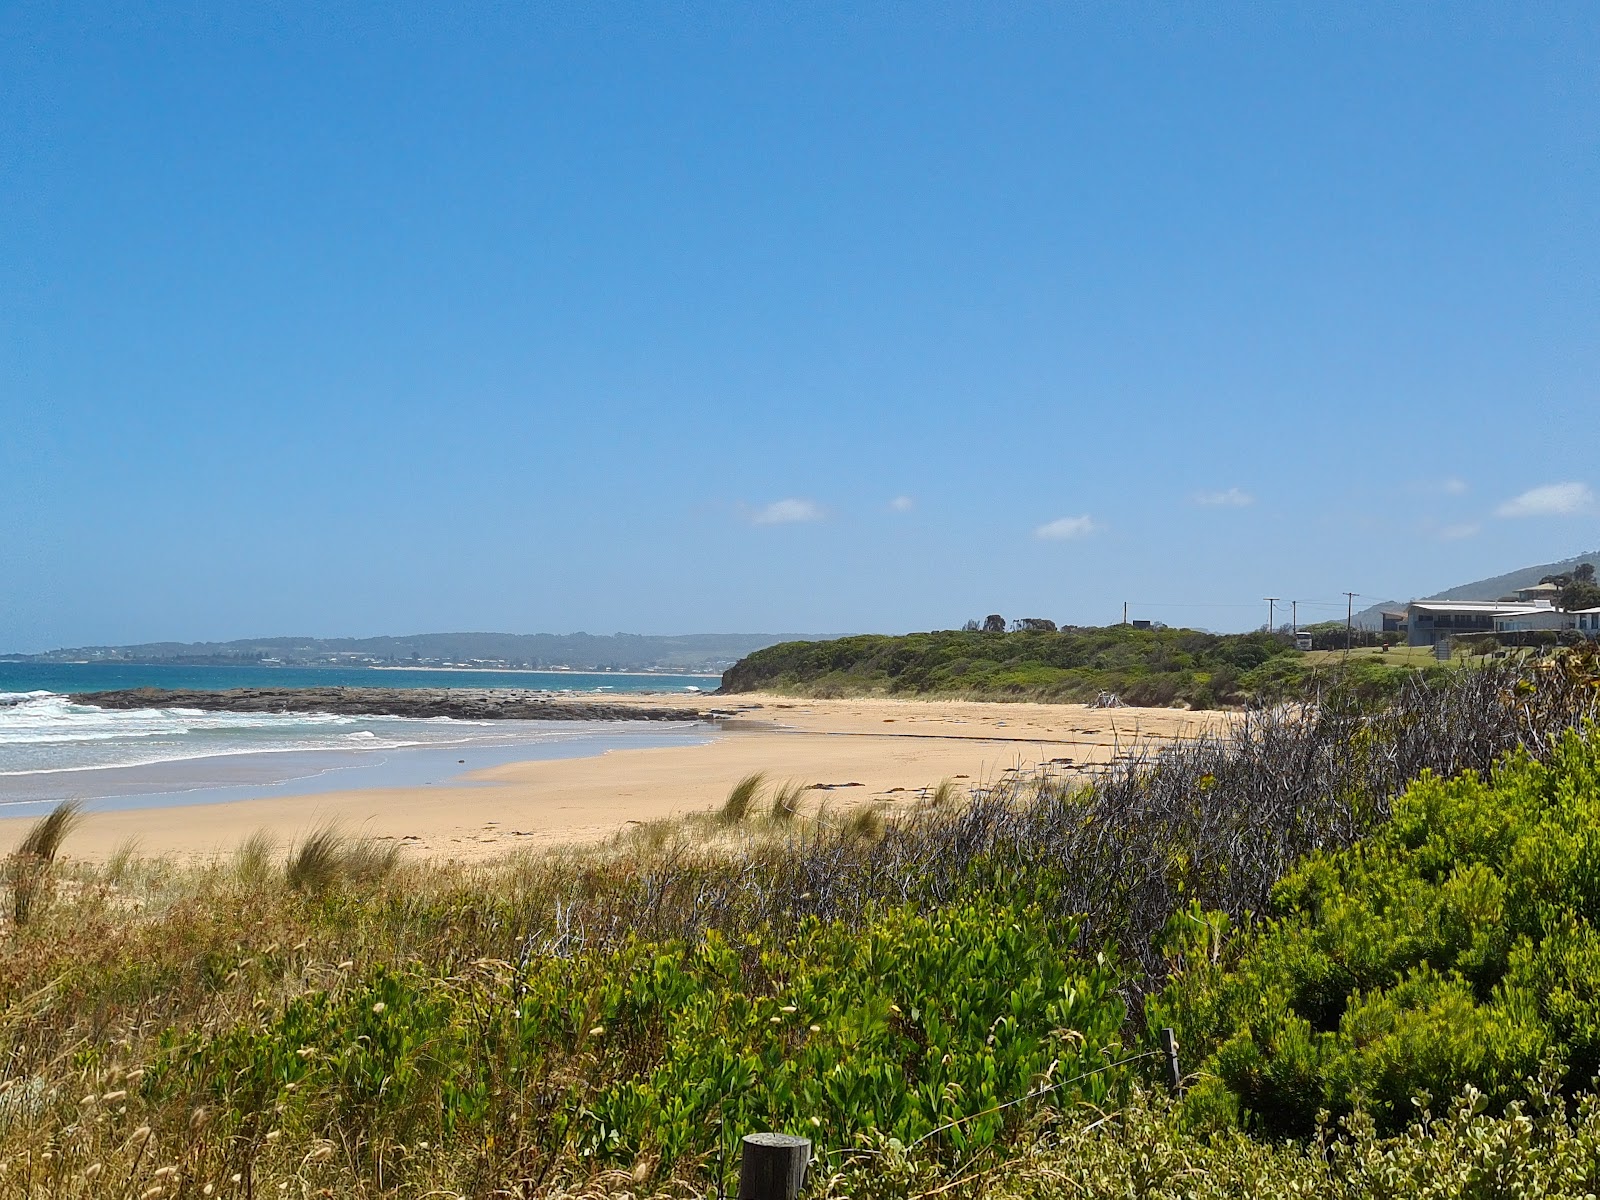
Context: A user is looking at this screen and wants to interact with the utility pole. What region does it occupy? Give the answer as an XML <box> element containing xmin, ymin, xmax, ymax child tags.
<box><xmin>1345</xmin><ymin>592</ymin><xmax>1357</xmax><ymax>653</ymax></box>
<box><xmin>1122</xmin><ymin>601</ymin><xmax>1128</xmax><ymax>626</ymax></box>
<box><xmin>1291</xmin><ymin>600</ymin><xmax>1298</xmax><ymax>636</ymax></box>
<box><xmin>1265</xmin><ymin>597</ymin><xmax>1279</xmax><ymax>634</ymax></box>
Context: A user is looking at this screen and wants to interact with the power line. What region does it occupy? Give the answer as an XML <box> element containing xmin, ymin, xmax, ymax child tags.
<box><xmin>1124</xmin><ymin>601</ymin><xmax>1285</xmax><ymax>609</ymax></box>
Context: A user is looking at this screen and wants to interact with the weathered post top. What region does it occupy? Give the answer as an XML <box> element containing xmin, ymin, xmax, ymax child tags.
<box><xmin>1160</xmin><ymin>1026</ymin><xmax>1182</xmax><ymax>1093</ymax></box>
<box><xmin>737</xmin><ymin>1132</ymin><xmax>811</xmax><ymax>1200</ymax></box>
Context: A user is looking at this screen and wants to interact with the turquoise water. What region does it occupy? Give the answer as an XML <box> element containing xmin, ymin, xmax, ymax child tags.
<box><xmin>0</xmin><ymin>662</ymin><xmax>719</xmax><ymax>695</ymax></box>
<box><xmin>0</xmin><ymin>662</ymin><xmax>720</xmax><ymax>818</ymax></box>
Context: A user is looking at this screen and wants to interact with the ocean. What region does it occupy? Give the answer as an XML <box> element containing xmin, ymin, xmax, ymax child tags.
<box><xmin>0</xmin><ymin>661</ymin><xmax>719</xmax><ymax>696</ymax></box>
<box><xmin>0</xmin><ymin>663</ymin><xmax>719</xmax><ymax>820</ymax></box>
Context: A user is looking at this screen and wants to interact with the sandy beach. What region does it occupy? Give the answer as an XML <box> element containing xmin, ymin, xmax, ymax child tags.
<box><xmin>7</xmin><ymin>694</ymin><xmax>1228</xmax><ymax>863</ymax></box>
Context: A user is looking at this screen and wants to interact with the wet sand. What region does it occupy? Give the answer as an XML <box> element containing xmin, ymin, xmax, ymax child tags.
<box><xmin>3</xmin><ymin>694</ymin><xmax>1227</xmax><ymax>863</ymax></box>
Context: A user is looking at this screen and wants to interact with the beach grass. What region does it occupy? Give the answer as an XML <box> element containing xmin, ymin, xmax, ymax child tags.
<box><xmin>767</xmin><ymin>777</ymin><xmax>806</xmax><ymax>822</ymax></box>
<box><xmin>717</xmin><ymin>770</ymin><xmax>766</xmax><ymax>823</ymax></box>
<box><xmin>6</xmin><ymin>798</ymin><xmax>81</xmax><ymax>926</ymax></box>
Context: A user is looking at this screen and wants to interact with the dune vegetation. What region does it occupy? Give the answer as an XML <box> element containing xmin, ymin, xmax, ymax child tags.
<box><xmin>4</xmin><ymin>652</ymin><xmax>1600</xmax><ymax>1196</ymax></box>
<box><xmin>719</xmin><ymin>625</ymin><xmax>1434</xmax><ymax>708</ymax></box>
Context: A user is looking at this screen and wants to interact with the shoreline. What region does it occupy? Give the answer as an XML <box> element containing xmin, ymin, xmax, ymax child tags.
<box><xmin>0</xmin><ymin>722</ymin><xmax>719</xmax><ymax>813</ymax></box>
<box><xmin>1</xmin><ymin>694</ymin><xmax>1230</xmax><ymax>864</ymax></box>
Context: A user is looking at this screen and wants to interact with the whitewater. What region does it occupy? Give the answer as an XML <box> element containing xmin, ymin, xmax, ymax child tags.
<box><xmin>0</xmin><ymin>690</ymin><xmax>547</xmax><ymax>778</ymax></box>
<box><xmin>0</xmin><ymin>670</ymin><xmax>716</xmax><ymax>818</ymax></box>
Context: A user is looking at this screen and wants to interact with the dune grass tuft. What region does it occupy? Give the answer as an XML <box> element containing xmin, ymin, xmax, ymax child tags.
<box><xmin>286</xmin><ymin>824</ymin><xmax>402</xmax><ymax>893</ymax></box>
<box><xmin>16</xmin><ymin>798</ymin><xmax>83</xmax><ymax>861</ymax></box>
<box><xmin>235</xmin><ymin>828</ymin><xmax>279</xmax><ymax>884</ymax></box>
<box><xmin>7</xmin><ymin>799</ymin><xmax>83</xmax><ymax>926</ymax></box>
<box><xmin>768</xmin><ymin>778</ymin><xmax>807</xmax><ymax>822</ymax></box>
<box><xmin>104</xmin><ymin>835</ymin><xmax>141</xmax><ymax>883</ymax></box>
<box><xmin>342</xmin><ymin>836</ymin><xmax>402</xmax><ymax>886</ymax></box>
<box><xmin>287</xmin><ymin>824</ymin><xmax>347</xmax><ymax>893</ymax></box>
<box><xmin>842</xmin><ymin>802</ymin><xmax>886</xmax><ymax>844</ymax></box>
<box><xmin>719</xmin><ymin>772</ymin><xmax>766</xmax><ymax>824</ymax></box>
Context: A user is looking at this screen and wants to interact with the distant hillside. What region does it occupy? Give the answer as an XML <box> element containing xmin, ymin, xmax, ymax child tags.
<box><xmin>1353</xmin><ymin>550</ymin><xmax>1600</xmax><ymax>630</ymax></box>
<box><xmin>10</xmin><ymin>632</ymin><xmax>819</xmax><ymax>673</ymax></box>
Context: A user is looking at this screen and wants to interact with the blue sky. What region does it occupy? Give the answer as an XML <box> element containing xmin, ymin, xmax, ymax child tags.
<box><xmin>3</xmin><ymin>4</ymin><xmax>1597</xmax><ymax>650</ymax></box>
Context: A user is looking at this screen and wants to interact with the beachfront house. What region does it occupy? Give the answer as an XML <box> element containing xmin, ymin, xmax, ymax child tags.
<box><xmin>1573</xmin><ymin>607</ymin><xmax>1600</xmax><ymax>636</ymax></box>
<box><xmin>1406</xmin><ymin>599</ymin><xmax>1555</xmax><ymax>647</ymax></box>
<box><xmin>1494</xmin><ymin>606</ymin><xmax>1570</xmax><ymax>635</ymax></box>
<box><xmin>1512</xmin><ymin>582</ymin><xmax>1564</xmax><ymax>604</ymax></box>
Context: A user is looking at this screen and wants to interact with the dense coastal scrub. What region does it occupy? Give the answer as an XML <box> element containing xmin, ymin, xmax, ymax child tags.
<box><xmin>720</xmin><ymin>625</ymin><xmax>1432</xmax><ymax>706</ymax></box>
<box><xmin>2</xmin><ymin>653</ymin><xmax>1600</xmax><ymax>1196</ymax></box>
<box><xmin>1153</xmin><ymin>726</ymin><xmax>1600</xmax><ymax>1138</ymax></box>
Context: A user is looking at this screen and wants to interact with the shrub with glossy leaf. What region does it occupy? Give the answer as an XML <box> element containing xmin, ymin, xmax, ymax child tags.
<box><xmin>156</xmin><ymin>900</ymin><xmax>1124</xmax><ymax>1181</ymax></box>
<box><xmin>1151</xmin><ymin>725</ymin><xmax>1600</xmax><ymax>1136</ymax></box>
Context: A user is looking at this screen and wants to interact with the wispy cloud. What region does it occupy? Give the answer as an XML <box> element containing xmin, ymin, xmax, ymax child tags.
<box><xmin>1193</xmin><ymin>487</ymin><xmax>1255</xmax><ymax>508</ymax></box>
<box><xmin>1494</xmin><ymin>482</ymin><xmax>1596</xmax><ymax>518</ymax></box>
<box><xmin>1408</xmin><ymin>477</ymin><xmax>1470</xmax><ymax>497</ymax></box>
<box><xmin>888</xmin><ymin>495</ymin><xmax>914</xmax><ymax>513</ymax></box>
<box><xmin>1439</xmin><ymin>522</ymin><xmax>1481</xmax><ymax>541</ymax></box>
<box><xmin>750</xmin><ymin>498</ymin><xmax>825</xmax><ymax>525</ymax></box>
<box><xmin>1035</xmin><ymin>515</ymin><xmax>1097</xmax><ymax>541</ymax></box>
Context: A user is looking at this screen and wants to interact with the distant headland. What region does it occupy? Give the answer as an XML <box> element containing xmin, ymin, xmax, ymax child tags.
<box><xmin>4</xmin><ymin>631</ymin><xmax>824</xmax><ymax>674</ymax></box>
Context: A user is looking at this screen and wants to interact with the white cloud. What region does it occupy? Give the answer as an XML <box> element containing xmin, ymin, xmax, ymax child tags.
<box><xmin>1494</xmin><ymin>482</ymin><xmax>1596</xmax><ymax>518</ymax></box>
<box><xmin>888</xmin><ymin>495</ymin><xmax>914</xmax><ymax>513</ymax></box>
<box><xmin>1193</xmin><ymin>487</ymin><xmax>1255</xmax><ymax>508</ymax></box>
<box><xmin>1034</xmin><ymin>515</ymin><xmax>1097</xmax><ymax>540</ymax></box>
<box><xmin>1439</xmin><ymin>522</ymin><xmax>1481</xmax><ymax>541</ymax></box>
<box><xmin>1409</xmin><ymin>478</ymin><xmax>1470</xmax><ymax>497</ymax></box>
<box><xmin>750</xmin><ymin>498</ymin><xmax>825</xmax><ymax>525</ymax></box>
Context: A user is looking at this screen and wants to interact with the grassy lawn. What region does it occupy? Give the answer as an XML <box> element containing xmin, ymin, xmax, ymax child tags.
<box><xmin>1302</xmin><ymin>644</ymin><xmax>1443</xmax><ymax>667</ymax></box>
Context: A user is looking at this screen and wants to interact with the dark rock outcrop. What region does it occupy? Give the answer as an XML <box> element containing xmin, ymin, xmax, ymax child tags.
<box><xmin>71</xmin><ymin>687</ymin><xmax>709</xmax><ymax>723</ymax></box>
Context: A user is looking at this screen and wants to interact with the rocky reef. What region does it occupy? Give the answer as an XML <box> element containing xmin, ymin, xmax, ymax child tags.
<box><xmin>71</xmin><ymin>687</ymin><xmax>710</xmax><ymax>723</ymax></box>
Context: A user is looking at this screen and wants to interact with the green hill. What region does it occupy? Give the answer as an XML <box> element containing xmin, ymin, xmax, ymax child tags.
<box><xmin>13</xmin><ymin>631</ymin><xmax>817</xmax><ymax>672</ymax></box>
<box><xmin>720</xmin><ymin>625</ymin><xmax>1304</xmax><ymax>706</ymax></box>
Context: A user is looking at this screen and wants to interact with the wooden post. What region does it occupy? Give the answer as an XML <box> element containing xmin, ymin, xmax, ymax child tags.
<box><xmin>1160</xmin><ymin>1027</ymin><xmax>1182</xmax><ymax>1093</ymax></box>
<box><xmin>737</xmin><ymin>1132</ymin><xmax>811</xmax><ymax>1200</ymax></box>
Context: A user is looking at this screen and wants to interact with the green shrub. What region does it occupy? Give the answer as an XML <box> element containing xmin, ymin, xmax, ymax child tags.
<box><xmin>157</xmin><ymin>899</ymin><xmax>1125</xmax><ymax>1179</ymax></box>
<box><xmin>1151</xmin><ymin>726</ymin><xmax>1600</xmax><ymax>1135</ymax></box>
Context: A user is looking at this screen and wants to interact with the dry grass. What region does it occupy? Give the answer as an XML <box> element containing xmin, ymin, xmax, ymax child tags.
<box><xmin>103</xmin><ymin>834</ymin><xmax>141</xmax><ymax>883</ymax></box>
<box><xmin>841</xmin><ymin>803</ymin><xmax>886</xmax><ymax>844</ymax></box>
<box><xmin>718</xmin><ymin>771</ymin><xmax>766</xmax><ymax>824</ymax></box>
<box><xmin>768</xmin><ymin>778</ymin><xmax>807</xmax><ymax>822</ymax></box>
<box><xmin>6</xmin><ymin>799</ymin><xmax>83</xmax><ymax>926</ymax></box>
<box><xmin>14</xmin><ymin>798</ymin><xmax>83</xmax><ymax>862</ymax></box>
<box><xmin>285</xmin><ymin>822</ymin><xmax>347</xmax><ymax>893</ymax></box>
<box><xmin>285</xmin><ymin>823</ymin><xmax>401</xmax><ymax>893</ymax></box>
<box><xmin>234</xmin><ymin>828</ymin><xmax>278</xmax><ymax>884</ymax></box>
